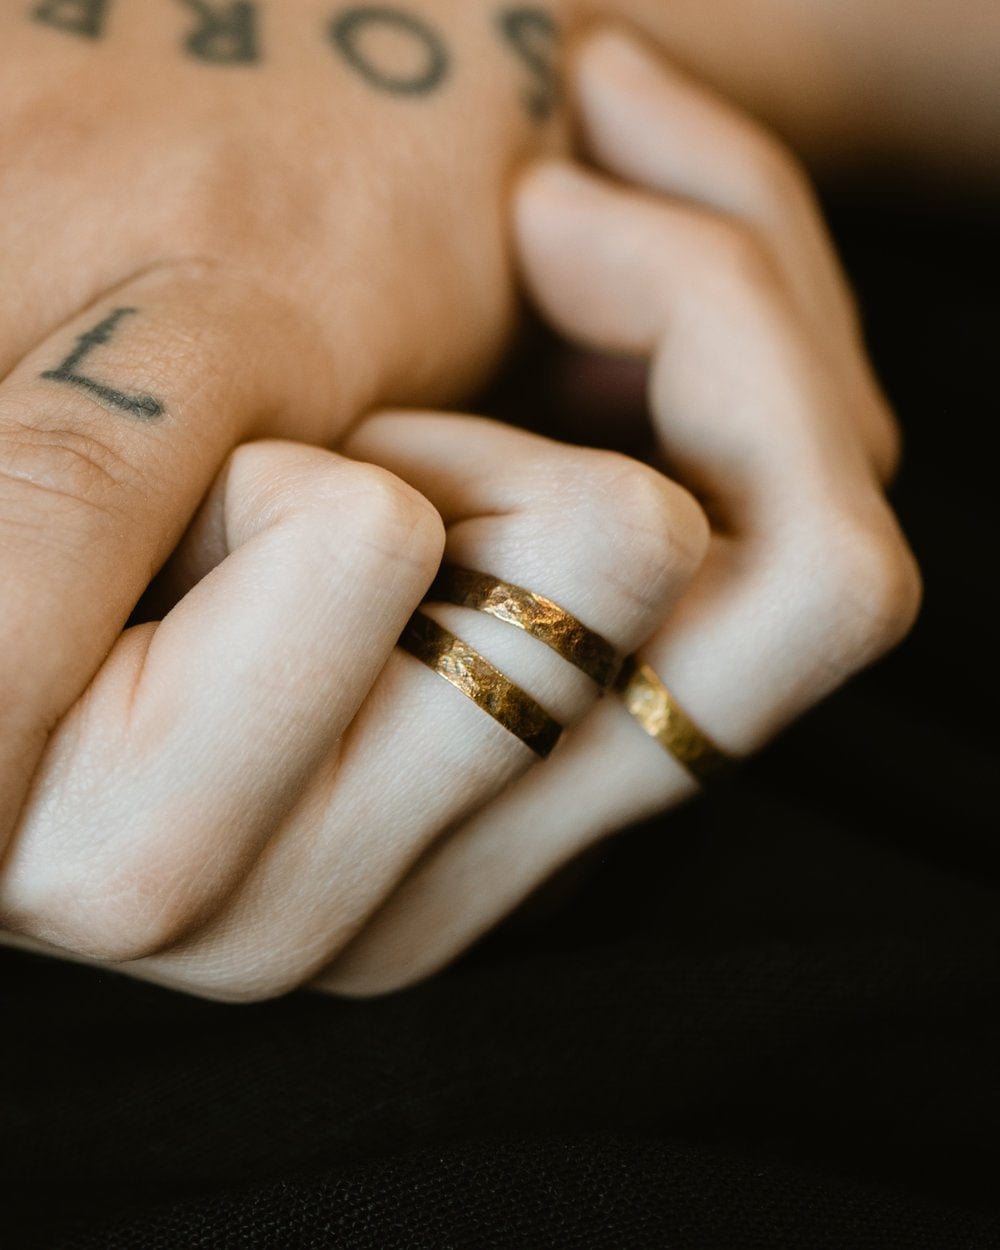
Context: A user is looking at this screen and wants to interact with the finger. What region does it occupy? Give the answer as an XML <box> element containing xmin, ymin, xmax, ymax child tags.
<box><xmin>568</xmin><ymin>28</ymin><xmax>899</xmax><ymax>482</ymax></box>
<box><xmin>316</xmin><ymin>699</ymin><xmax>669</xmax><ymax>995</ymax></box>
<box><xmin>575</xmin><ymin>29</ymin><xmax>858</xmax><ymax>338</ymax></box>
<box><xmin>513</xmin><ymin>162</ymin><xmax>921</xmax><ymax>733</ymax></box>
<box><xmin>125</xmin><ymin>413</ymin><xmax>709</xmax><ymax>1001</ymax></box>
<box><xmin>319</xmin><ymin>522</ymin><xmax>921</xmax><ymax>995</ymax></box>
<box><xmin>342</xmin><ymin>411</ymin><xmax>708</xmax><ymax>724</ymax></box>
<box><xmin>514</xmin><ymin>160</ymin><xmax>899</xmax><ymax>522</ymax></box>
<box><xmin>318</xmin><ymin>149</ymin><xmax>923</xmax><ymax>995</ymax></box>
<box><xmin>0</xmin><ymin>265</ymin><xmax>342</xmax><ymax>854</ymax></box>
<box><xmin>0</xmin><ymin>440</ymin><xmax>444</xmax><ymax>961</ymax></box>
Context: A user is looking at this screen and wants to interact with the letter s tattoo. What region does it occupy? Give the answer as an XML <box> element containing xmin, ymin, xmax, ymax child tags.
<box><xmin>498</xmin><ymin>6</ymin><xmax>561</xmax><ymax>121</ymax></box>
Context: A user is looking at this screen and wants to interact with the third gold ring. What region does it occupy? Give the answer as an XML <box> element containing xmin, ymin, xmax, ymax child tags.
<box><xmin>616</xmin><ymin>657</ymin><xmax>732</xmax><ymax>784</ymax></box>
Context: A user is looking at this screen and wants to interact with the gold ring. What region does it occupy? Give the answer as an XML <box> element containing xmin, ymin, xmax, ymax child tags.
<box><xmin>428</xmin><ymin>565</ymin><xmax>621</xmax><ymax>689</ymax></box>
<box><xmin>616</xmin><ymin>656</ymin><xmax>731</xmax><ymax>784</ymax></box>
<box><xmin>399</xmin><ymin>611</ymin><xmax>563</xmax><ymax>758</ymax></box>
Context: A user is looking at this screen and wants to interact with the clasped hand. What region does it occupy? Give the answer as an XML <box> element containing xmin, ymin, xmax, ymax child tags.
<box><xmin>0</xmin><ymin>21</ymin><xmax>919</xmax><ymax>999</ymax></box>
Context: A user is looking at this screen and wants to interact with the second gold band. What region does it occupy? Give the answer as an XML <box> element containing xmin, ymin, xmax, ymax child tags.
<box><xmin>399</xmin><ymin>611</ymin><xmax>563</xmax><ymax>758</ymax></box>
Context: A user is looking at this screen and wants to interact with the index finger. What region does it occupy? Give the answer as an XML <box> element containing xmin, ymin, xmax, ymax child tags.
<box><xmin>521</xmin><ymin>28</ymin><xmax>901</xmax><ymax>485</ymax></box>
<box><xmin>0</xmin><ymin>266</ymin><xmax>337</xmax><ymax>851</ymax></box>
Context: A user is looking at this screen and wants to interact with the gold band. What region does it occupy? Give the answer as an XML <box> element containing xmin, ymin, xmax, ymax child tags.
<box><xmin>616</xmin><ymin>656</ymin><xmax>731</xmax><ymax>784</ymax></box>
<box><xmin>399</xmin><ymin>611</ymin><xmax>563</xmax><ymax>758</ymax></box>
<box><xmin>428</xmin><ymin>565</ymin><xmax>621</xmax><ymax>689</ymax></box>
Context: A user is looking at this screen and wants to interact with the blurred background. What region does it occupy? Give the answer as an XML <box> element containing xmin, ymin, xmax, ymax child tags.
<box><xmin>3</xmin><ymin>5</ymin><xmax>999</xmax><ymax>1240</ymax></box>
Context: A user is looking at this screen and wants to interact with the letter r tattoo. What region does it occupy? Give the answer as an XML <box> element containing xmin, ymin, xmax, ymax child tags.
<box><xmin>178</xmin><ymin>0</ymin><xmax>259</xmax><ymax>64</ymax></box>
<box><xmin>32</xmin><ymin>0</ymin><xmax>110</xmax><ymax>38</ymax></box>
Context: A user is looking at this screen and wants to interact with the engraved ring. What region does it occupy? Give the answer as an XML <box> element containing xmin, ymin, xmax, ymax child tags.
<box><xmin>616</xmin><ymin>656</ymin><xmax>732</xmax><ymax>784</ymax></box>
<box><xmin>399</xmin><ymin>611</ymin><xmax>563</xmax><ymax>758</ymax></box>
<box><xmin>427</xmin><ymin>565</ymin><xmax>621</xmax><ymax>688</ymax></box>
<box><xmin>399</xmin><ymin>566</ymin><xmax>621</xmax><ymax>757</ymax></box>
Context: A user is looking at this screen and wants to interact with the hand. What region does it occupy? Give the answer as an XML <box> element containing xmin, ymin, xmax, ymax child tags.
<box><xmin>0</xmin><ymin>0</ymin><xmax>569</xmax><ymax>882</ymax></box>
<box><xmin>0</xmin><ymin>416</ymin><xmax>705</xmax><ymax>999</ymax></box>
<box><xmin>315</xmin><ymin>27</ymin><xmax>921</xmax><ymax>995</ymax></box>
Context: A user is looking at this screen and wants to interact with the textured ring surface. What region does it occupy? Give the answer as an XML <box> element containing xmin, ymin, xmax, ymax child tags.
<box><xmin>428</xmin><ymin>565</ymin><xmax>621</xmax><ymax>689</ymax></box>
<box><xmin>399</xmin><ymin>611</ymin><xmax>563</xmax><ymax>758</ymax></box>
<box><xmin>616</xmin><ymin>657</ymin><xmax>731</xmax><ymax>783</ymax></box>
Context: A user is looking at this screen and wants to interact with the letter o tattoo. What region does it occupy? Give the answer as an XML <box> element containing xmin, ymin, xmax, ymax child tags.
<box><xmin>329</xmin><ymin>7</ymin><xmax>449</xmax><ymax>96</ymax></box>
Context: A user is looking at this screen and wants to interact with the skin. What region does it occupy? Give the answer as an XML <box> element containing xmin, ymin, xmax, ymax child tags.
<box><xmin>320</xmin><ymin>32</ymin><xmax>923</xmax><ymax>994</ymax></box>
<box><xmin>0</xmin><ymin>6</ymin><xmax>925</xmax><ymax>998</ymax></box>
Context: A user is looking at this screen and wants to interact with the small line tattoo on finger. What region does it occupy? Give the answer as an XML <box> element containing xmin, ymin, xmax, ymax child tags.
<box><xmin>41</xmin><ymin>308</ymin><xmax>165</xmax><ymax>420</ymax></box>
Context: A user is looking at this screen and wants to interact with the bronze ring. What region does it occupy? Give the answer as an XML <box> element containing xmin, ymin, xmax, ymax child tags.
<box><xmin>399</xmin><ymin>611</ymin><xmax>563</xmax><ymax>758</ymax></box>
<box><xmin>427</xmin><ymin>565</ymin><xmax>621</xmax><ymax>689</ymax></box>
<box><xmin>616</xmin><ymin>656</ymin><xmax>731</xmax><ymax>784</ymax></box>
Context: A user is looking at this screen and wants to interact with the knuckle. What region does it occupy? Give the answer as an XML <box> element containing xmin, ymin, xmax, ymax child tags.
<box><xmin>881</xmin><ymin>415</ymin><xmax>904</xmax><ymax>478</ymax></box>
<box><xmin>817</xmin><ymin>519</ymin><xmax>923</xmax><ymax>661</ymax></box>
<box><xmin>159</xmin><ymin>141</ymin><xmax>262</xmax><ymax>257</ymax></box>
<box><xmin>0</xmin><ymin>407</ymin><xmax>137</xmax><ymax>525</ymax></box>
<box><xmin>324</xmin><ymin>970</ymin><xmax>418</xmax><ymax>1000</ymax></box>
<box><xmin>868</xmin><ymin>402</ymin><xmax>904</xmax><ymax>485</ymax></box>
<box><xmin>589</xmin><ymin>451</ymin><xmax>710</xmax><ymax>571</ymax></box>
<box><xmin>737</xmin><ymin>124</ymin><xmax>814</xmax><ymax>212</ymax></box>
<box><xmin>7</xmin><ymin>804</ymin><xmax>243</xmax><ymax>965</ymax></box>
<box><xmin>3</xmin><ymin>771</ymin><xmax>240</xmax><ymax>968</ymax></box>
<box><xmin>698</xmin><ymin>219</ymin><xmax>784</xmax><ymax>301</ymax></box>
<box><xmin>80</xmin><ymin>920</ymin><xmax>180</xmax><ymax>967</ymax></box>
<box><xmin>169</xmin><ymin>938</ymin><xmax>357</xmax><ymax>1004</ymax></box>
<box><xmin>339</xmin><ymin>461</ymin><xmax>446</xmax><ymax>567</ymax></box>
<box><xmin>157</xmin><ymin>138</ymin><xmax>310</xmax><ymax>270</ymax></box>
<box><xmin>228</xmin><ymin>442</ymin><xmax>446</xmax><ymax>576</ymax></box>
<box><xmin>559</xmin><ymin>450</ymin><xmax>709</xmax><ymax>610</ymax></box>
<box><xmin>10</xmin><ymin>862</ymin><xmax>200</xmax><ymax>966</ymax></box>
<box><xmin>861</xmin><ymin>539</ymin><xmax>923</xmax><ymax>651</ymax></box>
<box><xmin>181</xmin><ymin>965</ymin><xmax>313</xmax><ymax>1006</ymax></box>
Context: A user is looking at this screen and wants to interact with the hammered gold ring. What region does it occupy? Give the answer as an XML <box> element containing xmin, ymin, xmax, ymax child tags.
<box><xmin>427</xmin><ymin>565</ymin><xmax>621</xmax><ymax>689</ymax></box>
<box><xmin>399</xmin><ymin>611</ymin><xmax>563</xmax><ymax>758</ymax></box>
<box><xmin>616</xmin><ymin>656</ymin><xmax>731</xmax><ymax>784</ymax></box>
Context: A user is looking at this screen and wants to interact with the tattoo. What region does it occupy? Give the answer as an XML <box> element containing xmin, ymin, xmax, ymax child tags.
<box><xmin>29</xmin><ymin>2</ymin><xmax>562</xmax><ymax>119</ymax></box>
<box><xmin>329</xmin><ymin>7</ymin><xmax>449</xmax><ymax>97</ymax></box>
<box><xmin>179</xmin><ymin>0</ymin><xmax>259</xmax><ymax>64</ymax></box>
<box><xmin>41</xmin><ymin>309</ymin><xmax>165</xmax><ymax>420</ymax></box>
<box><xmin>31</xmin><ymin>0</ymin><xmax>109</xmax><ymax>38</ymax></box>
<box><xmin>498</xmin><ymin>7</ymin><xmax>561</xmax><ymax>121</ymax></box>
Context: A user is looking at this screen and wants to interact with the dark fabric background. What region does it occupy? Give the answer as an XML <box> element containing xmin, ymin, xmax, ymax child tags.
<box><xmin>2</xmin><ymin>187</ymin><xmax>998</xmax><ymax>1249</ymax></box>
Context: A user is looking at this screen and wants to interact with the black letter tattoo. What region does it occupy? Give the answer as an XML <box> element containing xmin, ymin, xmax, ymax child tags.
<box><xmin>178</xmin><ymin>0</ymin><xmax>259</xmax><ymax>64</ymax></box>
<box><xmin>329</xmin><ymin>7</ymin><xmax>449</xmax><ymax>96</ymax></box>
<box><xmin>498</xmin><ymin>7</ymin><xmax>561</xmax><ymax>121</ymax></box>
<box><xmin>41</xmin><ymin>309</ymin><xmax>164</xmax><ymax>420</ymax></box>
<box><xmin>31</xmin><ymin>0</ymin><xmax>110</xmax><ymax>38</ymax></box>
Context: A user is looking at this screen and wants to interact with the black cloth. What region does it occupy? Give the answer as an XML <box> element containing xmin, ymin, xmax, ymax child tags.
<box><xmin>3</xmin><ymin>189</ymin><xmax>998</xmax><ymax>1249</ymax></box>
